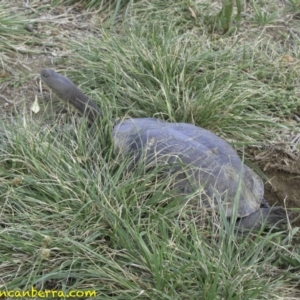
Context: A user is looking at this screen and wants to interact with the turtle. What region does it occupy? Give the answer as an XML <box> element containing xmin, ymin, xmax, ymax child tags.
<box><xmin>40</xmin><ymin>68</ymin><xmax>289</xmax><ymax>231</ymax></box>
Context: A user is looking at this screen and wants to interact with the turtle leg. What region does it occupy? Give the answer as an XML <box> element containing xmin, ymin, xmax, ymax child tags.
<box><xmin>236</xmin><ymin>206</ymin><xmax>288</xmax><ymax>231</ymax></box>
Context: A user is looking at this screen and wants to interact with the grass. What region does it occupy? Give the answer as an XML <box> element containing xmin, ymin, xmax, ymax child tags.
<box><xmin>251</xmin><ymin>1</ymin><xmax>278</xmax><ymax>26</ymax></box>
<box><xmin>1</xmin><ymin>0</ymin><xmax>300</xmax><ymax>299</ymax></box>
<box><xmin>63</xmin><ymin>24</ymin><xmax>299</xmax><ymax>144</ymax></box>
<box><xmin>0</xmin><ymin>118</ymin><xmax>298</xmax><ymax>299</ymax></box>
<box><xmin>0</xmin><ymin>6</ymin><xmax>28</xmax><ymax>70</ymax></box>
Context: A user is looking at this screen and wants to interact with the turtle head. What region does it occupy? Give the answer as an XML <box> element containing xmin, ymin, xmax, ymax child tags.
<box><xmin>40</xmin><ymin>68</ymin><xmax>102</xmax><ymax>123</ymax></box>
<box><xmin>41</xmin><ymin>69</ymin><xmax>77</xmax><ymax>101</ymax></box>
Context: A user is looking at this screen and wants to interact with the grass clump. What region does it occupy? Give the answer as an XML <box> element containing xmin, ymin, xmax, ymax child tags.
<box><xmin>209</xmin><ymin>0</ymin><xmax>242</xmax><ymax>33</ymax></box>
<box><xmin>0</xmin><ymin>3</ymin><xmax>38</xmax><ymax>68</ymax></box>
<box><xmin>60</xmin><ymin>23</ymin><xmax>299</xmax><ymax>144</ymax></box>
<box><xmin>53</xmin><ymin>0</ymin><xmax>134</xmax><ymax>25</ymax></box>
<box><xmin>250</xmin><ymin>1</ymin><xmax>278</xmax><ymax>26</ymax></box>
<box><xmin>0</xmin><ymin>117</ymin><xmax>298</xmax><ymax>299</ymax></box>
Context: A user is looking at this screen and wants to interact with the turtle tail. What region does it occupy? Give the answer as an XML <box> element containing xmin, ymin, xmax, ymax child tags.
<box><xmin>236</xmin><ymin>206</ymin><xmax>289</xmax><ymax>231</ymax></box>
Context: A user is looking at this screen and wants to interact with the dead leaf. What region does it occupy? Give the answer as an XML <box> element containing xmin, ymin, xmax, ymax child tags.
<box><xmin>31</xmin><ymin>95</ymin><xmax>40</xmax><ymax>114</ymax></box>
<box><xmin>0</xmin><ymin>70</ymin><xmax>9</xmax><ymax>78</ymax></box>
<box><xmin>11</xmin><ymin>177</ymin><xmax>23</xmax><ymax>186</ymax></box>
<box><xmin>263</xmin><ymin>162</ymin><xmax>271</xmax><ymax>172</ymax></box>
<box><xmin>281</xmin><ymin>55</ymin><xmax>294</xmax><ymax>63</ymax></box>
<box><xmin>189</xmin><ymin>7</ymin><xmax>196</xmax><ymax>19</ymax></box>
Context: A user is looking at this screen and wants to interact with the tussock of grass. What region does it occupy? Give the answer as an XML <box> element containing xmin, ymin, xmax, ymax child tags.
<box><xmin>0</xmin><ymin>3</ymin><xmax>39</xmax><ymax>68</ymax></box>
<box><xmin>61</xmin><ymin>23</ymin><xmax>299</xmax><ymax>145</ymax></box>
<box><xmin>53</xmin><ymin>0</ymin><xmax>133</xmax><ymax>25</ymax></box>
<box><xmin>0</xmin><ymin>118</ymin><xmax>298</xmax><ymax>299</ymax></box>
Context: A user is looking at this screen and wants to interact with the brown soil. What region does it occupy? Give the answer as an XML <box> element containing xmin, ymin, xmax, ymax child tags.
<box><xmin>264</xmin><ymin>169</ymin><xmax>299</xmax><ymax>217</ymax></box>
<box><xmin>248</xmin><ymin>140</ymin><xmax>300</xmax><ymax>225</ymax></box>
<box><xmin>0</xmin><ymin>55</ymin><xmax>53</xmax><ymax>120</ymax></box>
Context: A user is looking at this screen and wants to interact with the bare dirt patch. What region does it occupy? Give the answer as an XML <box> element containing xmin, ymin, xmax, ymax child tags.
<box><xmin>0</xmin><ymin>55</ymin><xmax>53</xmax><ymax>119</ymax></box>
<box><xmin>264</xmin><ymin>169</ymin><xmax>299</xmax><ymax>213</ymax></box>
<box><xmin>0</xmin><ymin>0</ymin><xmax>103</xmax><ymax>120</ymax></box>
<box><xmin>249</xmin><ymin>134</ymin><xmax>300</xmax><ymax>225</ymax></box>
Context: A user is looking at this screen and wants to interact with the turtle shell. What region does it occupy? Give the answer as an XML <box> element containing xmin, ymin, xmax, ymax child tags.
<box><xmin>113</xmin><ymin>118</ymin><xmax>264</xmax><ymax>218</ymax></box>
